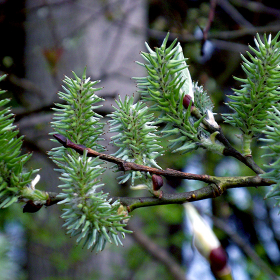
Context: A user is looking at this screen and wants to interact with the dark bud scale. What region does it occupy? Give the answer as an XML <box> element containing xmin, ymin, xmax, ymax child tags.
<box><xmin>152</xmin><ymin>174</ymin><xmax>163</xmax><ymax>191</ymax></box>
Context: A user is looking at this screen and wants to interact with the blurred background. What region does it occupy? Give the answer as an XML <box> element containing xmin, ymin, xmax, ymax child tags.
<box><xmin>1</xmin><ymin>0</ymin><xmax>280</xmax><ymax>279</ymax></box>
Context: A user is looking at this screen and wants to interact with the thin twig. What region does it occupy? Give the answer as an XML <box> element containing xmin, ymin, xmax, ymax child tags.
<box><xmin>127</xmin><ymin>223</ymin><xmax>188</xmax><ymax>280</ymax></box>
<box><xmin>217</xmin><ymin>0</ymin><xmax>254</xmax><ymax>28</ymax></box>
<box><xmin>146</xmin><ymin>25</ymin><xmax>280</xmax><ymax>44</ymax></box>
<box><xmin>201</xmin><ymin>0</ymin><xmax>217</xmax><ymax>55</ymax></box>
<box><xmin>115</xmin><ymin>179</ymin><xmax>268</xmax><ymax>212</ymax></box>
<box><xmin>204</xmin><ymin>0</ymin><xmax>217</xmax><ymax>39</ymax></box>
<box><xmin>191</xmin><ymin>109</ymin><xmax>264</xmax><ymax>174</ymax></box>
<box><xmin>229</xmin><ymin>0</ymin><xmax>280</xmax><ymax>17</ymax></box>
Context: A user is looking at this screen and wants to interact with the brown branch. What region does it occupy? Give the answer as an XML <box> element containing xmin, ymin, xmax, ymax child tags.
<box><xmin>146</xmin><ymin>25</ymin><xmax>280</xmax><ymax>44</ymax></box>
<box><xmin>31</xmin><ymin>173</ymin><xmax>271</xmax><ymax>213</ymax></box>
<box><xmin>24</xmin><ymin>134</ymin><xmax>271</xmax><ymax>213</ymax></box>
<box><xmin>116</xmin><ymin>175</ymin><xmax>272</xmax><ymax>212</ymax></box>
<box><xmin>25</xmin><ymin>172</ymin><xmax>271</xmax><ymax>212</ymax></box>
<box><xmin>53</xmin><ymin>134</ymin><xmax>271</xmax><ymax>185</ymax></box>
<box><xmin>201</xmin><ymin>0</ymin><xmax>217</xmax><ymax>55</ymax></box>
<box><xmin>8</xmin><ymin>74</ymin><xmax>47</xmax><ymax>98</ymax></box>
<box><xmin>204</xmin><ymin>0</ymin><xmax>217</xmax><ymax>37</ymax></box>
<box><xmin>127</xmin><ymin>223</ymin><xmax>188</xmax><ymax>280</ymax></box>
<box><xmin>55</xmin><ymin>132</ymin><xmax>265</xmax><ymax>185</ymax></box>
<box><xmin>53</xmin><ymin>134</ymin><xmax>215</xmax><ymax>183</ymax></box>
<box><xmin>25</xmin><ymin>165</ymin><xmax>272</xmax><ymax>213</ymax></box>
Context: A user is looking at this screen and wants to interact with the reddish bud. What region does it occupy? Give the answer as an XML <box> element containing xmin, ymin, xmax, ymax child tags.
<box><xmin>23</xmin><ymin>200</ymin><xmax>43</xmax><ymax>213</ymax></box>
<box><xmin>152</xmin><ymin>174</ymin><xmax>163</xmax><ymax>191</ymax></box>
<box><xmin>183</xmin><ymin>95</ymin><xmax>194</xmax><ymax>110</ymax></box>
<box><xmin>209</xmin><ymin>246</ymin><xmax>228</xmax><ymax>272</ymax></box>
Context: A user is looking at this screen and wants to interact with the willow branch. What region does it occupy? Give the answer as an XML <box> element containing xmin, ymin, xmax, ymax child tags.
<box><xmin>53</xmin><ymin>134</ymin><xmax>215</xmax><ymax>183</ymax></box>
<box><xmin>35</xmin><ymin>174</ymin><xmax>272</xmax><ymax>213</ymax></box>
<box><xmin>53</xmin><ymin>134</ymin><xmax>265</xmax><ymax>182</ymax></box>
<box><xmin>117</xmin><ymin>176</ymin><xmax>272</xmax><ymax>212</ymax></box>
<box><xmin>53</xmin><ymin>133</ymin><xmax>270</xmax><ymax>184</ymax></box>
<box><xmin>191</xmin><ymin>108</ymin><xmax>264</xmax><ymax>174</ymax></box>
<box><xmin>24</xmin><ymin>134</ymin><xmax>271</xmax><ymax>213</ymax></box>
<box><xmin>26</xmin><ymin>135</ymin><xmax>273</xmax><ymax>212</ymax></box>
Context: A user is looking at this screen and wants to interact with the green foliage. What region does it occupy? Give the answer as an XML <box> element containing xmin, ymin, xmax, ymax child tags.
<box><xmin>134</xmin><ymin>35</ymin><xmax>198</xmax><ymax>152</ymax></box>
<box><xmin>2</xmin><ymin>30</ymin><xmax>280</xmax><ymax>263</ymax></box>
<box><xmin>50</xmin><ymin>70</ymin><xmax>130</xmax><ymax>252</ymax></box>
<box><xmin>108</xmin><ymin>95</ymin><xmax>163</xmax><ymax>189</ymax></box>
<box><xmin>261</xmin><ymin>106</ymin><xmax>280</xmax><ymax>204</ymax></box>
<box><xmin>223</xmin><ymin>32</ymin><xmax>280</xmax><ymax>155</ymax></box>
<box><xmin>226</xmin><ymin>32</ymin><xmax>280</xmax><ymax>202</ymax></box>
<box><xmin>134</xmin><ymin>33</ymin><xmax>222</xmax><ymax>155</ymax></box>
<box><xmin>0</xmin><ymin>74</ymin><xmax>37</xmax><ymax>208</ymax></box>
<box><xmin>193</xmin><ymin>82</ymin><xmax>214</xmax><ymax>115</ymax></box>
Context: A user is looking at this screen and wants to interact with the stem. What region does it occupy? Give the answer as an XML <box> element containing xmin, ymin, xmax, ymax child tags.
<box><xmin>53</xmin><ymin>134</ymin><xmax>271</xmax><ymax>186</ymax></box>
<box><xmin>243</xmin><ymin>133</ymin><xmax>252</xmax><ymax>156</ymax></box>
<box><xmin>33</xmin><ymin>134</ymin><xmax>273</xmax><ymax>213</ymax></box>
<box><xmin>33</xmin><ymin>175</ymin><xmax>272</xmax><ymax>213</ymax></box>
<box><xmin>120</xmin><ymin>175</ymin><xmax>272</xmax><ymax>211</ymax></box>
<box><xmin>53</xmin><ymin>134</ymin><xmax>215</xmax><ymax>183</ymax></box>
<box><xmin>191</xmin><ymin>109</ymin><xmax>264</xmax><ymax>174</ymax></box>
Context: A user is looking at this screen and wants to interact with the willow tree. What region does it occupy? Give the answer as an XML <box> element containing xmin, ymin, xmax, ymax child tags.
<box><xmin>1</xmin><ymin>32</ymin><xmax>280</xmax><ymax>278</ymax></box>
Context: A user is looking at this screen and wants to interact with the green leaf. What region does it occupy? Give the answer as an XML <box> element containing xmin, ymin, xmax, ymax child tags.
<box><xmin>108</xmin><ymin>95</ymin><xmax>163</xmax><ymax>187</ymax></box>
<box><xmin>223</xmin><ymin>32</ymin><xmax>280</xmax><ymax>141</ymax></box>
<box><xmin>50</xmin><ymin>70</ymin><xmax>130</xmax><ymax>252</ymax></box>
